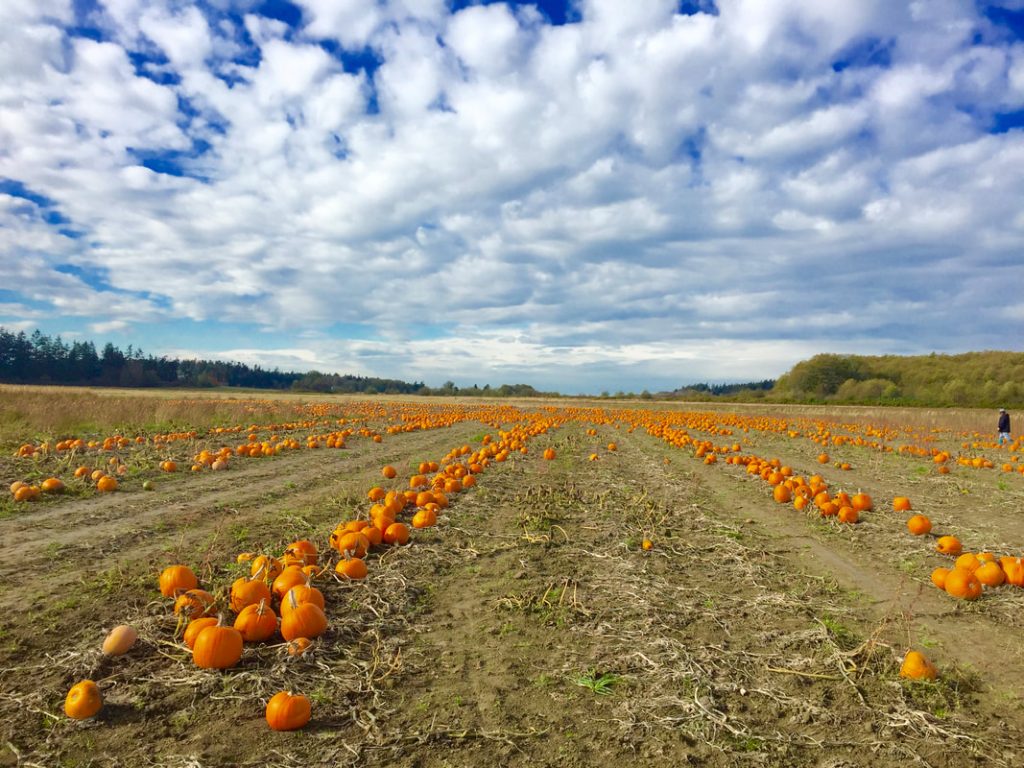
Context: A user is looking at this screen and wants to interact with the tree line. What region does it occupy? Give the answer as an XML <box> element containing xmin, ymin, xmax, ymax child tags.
<box><xmin>0</xmin><ymin>328</ymin><xmax>558</xmax><ymax>397</ymax></box>
<box><xmin>0</xmin><ymin>328</ymin><xmax>424</xmax><ymax>394</ymax></box>
<box><xmin>773</xmin><ymin>352</ymin><xmax>1024</xmax><ymax>408</ymax></box>
<box><xmin>5</xmin><ymin>327</ymin><xmax>1019</xmax><ymax>407</ymax></box>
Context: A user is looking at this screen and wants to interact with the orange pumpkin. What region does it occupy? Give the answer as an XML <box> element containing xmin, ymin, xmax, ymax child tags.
<box><xmin>930</xmin><ymin>567</ymin><xmax>950</xmax><ymax>589</ymax></box>
<box><xmin>383</xmin><ymin>522</ymin><xmax>410</xmax><ymax>546</ymax></box>
<box><xmin>193</xmin><ymin>623</ymin><xmax>244</xmax><ymax>668</ymax></box>
<box><xmin>280</xmin><ymin>584</ymin><xmax>325</xmax><ymax>616</ymax></box>
<box><xmin>272</xmin><ymin>566</ymin><xmax>308</xmax><ymax>600</ymax></box>
<box><xmin>331</xmin><ymin>531</ymin><xmax>369</xmax><ymax>558</ymax></box>
<box><xmin>412</xmin><ymin>507</ymin><xmax>437</xmax><ymax>528</ymax></box>
<box><xmin>954</xmin><ymin>553</ymin><xmax>981</xmax><ymax>573</ymax></box>
<box><xmin>234</xmin><ymin>600</ymin><xmax>278</xmax><ymax>642</ymax></box>
<box><xmin>230</xmin><ymin>575</ymin><xmax>272</xmax><ymax>613</ymax></box>
<box><xmin>335</xmin><ymin>557</ymin><xmax>368</xmax><ymax>580</ymax></box>
<box><xmin>159</xmin><ymin>565</ymin><xmax>198</xmax><ymax>597</ymax></box>
<box><xmin>900</xmin><ymin>650</ymin><xmax>937</xmax><ymax>680</ymax></box>
<box><xmin>174</xmin><ymin>589</ymin><xmax>216</xmax><ymax>619</ymax></box>
<box><xmin>266</xmin><ymin>691</ymin><xmax>311</xmax><ymax>731</ymax></box>
<box><xmin>935</xmin><ymin>536</ymin><xmax>962</xmax><ymax>556</ymax></box>
<box><xmin>893</xmin><ymin>496</ymin><xmax>912</xmax><ymax>512</ymax></box>
<box><xmin>943</xmin><ymin>568</ymin><xmax>982</xmax><ymax>600</ymax></box>
<box><xmin>64</xmin><ymin>680</ymin><xmax>103</xmax><ymax>719</ymax></box>
<box><xmin>40</xmin><ymin>477</ymin><xmax>65</xmax><ymax>494</ymax></box>
<box><xmin>975</xmin><ymin>561</ymin><xmax>1005</xmax><ymax>588</ymax></box>
<box><xmin>183</xmin><ymin>617</ymin><xmax>219</xmax><ymax>649</ymax></box>
<box><xmin>96</xmin><ymin>475</ymin><xmax>118</xmax><ymax>493</ymax></box>
<box><xmin>906</xmin><ymin>515</ymin><xmax>931</xmax><ymax>536</ymax></box>
<box><xmin>1001</xmin><ymin>557</ymin><xmax>1024</xmax><ymax>587</ymax></box>
<box><xmin>280</xmin><ymin>600</ymin><xmax>328</xmax><ymax>642</ymax></box>
<box><xmin>283</xmin><ymin>540</ymin><xmax>318</xmax><ymax>566</ymax></box>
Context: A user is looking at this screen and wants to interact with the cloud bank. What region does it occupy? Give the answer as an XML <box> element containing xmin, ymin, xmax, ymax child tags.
<box><xmin>1</xmin><ymin>0</ymin><xmax>1023</xmax><ymax>392</ymax></box>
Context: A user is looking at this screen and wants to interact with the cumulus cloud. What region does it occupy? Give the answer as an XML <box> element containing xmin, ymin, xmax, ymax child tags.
<box><xmin>0</xmin><ymin>0</ymin><xmax>1022</xmax><ymax>392</ymax></box>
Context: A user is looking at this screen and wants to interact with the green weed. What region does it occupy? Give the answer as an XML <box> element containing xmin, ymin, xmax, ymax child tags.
<box><xmin>572</xmin><ymin>669</ymin><xmax>623</xmax><ymax>696</ymax></box>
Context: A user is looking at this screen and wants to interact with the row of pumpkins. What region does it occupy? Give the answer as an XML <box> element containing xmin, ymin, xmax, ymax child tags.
<box><xmin>649</xmin><ymin>432</ymin><xmax>1016</xmax><ymax>681</ymax></box>
<box><xmin>62</xmin><ymin>424</ymin><xmax>559</xmax><ymax>730</ymax></box>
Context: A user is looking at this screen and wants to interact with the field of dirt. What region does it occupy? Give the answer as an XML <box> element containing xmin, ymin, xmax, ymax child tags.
<box><xmin>1</xmin><ymin>396</ymin><xmax>1023</xmax><ymax>767</ymax></box>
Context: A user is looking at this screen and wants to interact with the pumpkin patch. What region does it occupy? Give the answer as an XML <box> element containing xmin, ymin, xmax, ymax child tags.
<box><xmin>2</xmin><ymin>394</ymin><xmax>1023</xmax><ymax>763</ymax></box>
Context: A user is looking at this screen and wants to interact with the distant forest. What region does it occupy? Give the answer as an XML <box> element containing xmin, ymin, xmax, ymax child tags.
<box><xmin>0</xmin><ymin>328</ymin><xmax>554</xmax><ymax>397</ymax></box>
<box><xmin>773</xmin><ymin>352</ymin><xmax>1024</xmax><ymax>408</ymax></box>
<box><xmin>0</xmin><ymin>328</ymin><xmax>425</xmax><ymax>394</ymax></box>
<box><xmin>3</xmin><ymin>328</ymin><xmax>1021</xmax><ymax>407</ymax></box>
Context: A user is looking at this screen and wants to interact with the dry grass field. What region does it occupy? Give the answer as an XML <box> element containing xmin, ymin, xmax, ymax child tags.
<box><xmin>1</xmin><ymin>386</ymin><xmax>1023</xmax><ymax>767</ymax></box>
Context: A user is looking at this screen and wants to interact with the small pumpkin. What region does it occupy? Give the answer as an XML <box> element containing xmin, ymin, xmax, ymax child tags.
<box><xmin>280</xmin><ymin>583</ymin><xmax>325</xmax><ymax>617</ymax></box>
<box><xmin>193</xmin><ymin>621</ymin><xmax>244</xmax><ymax>669</ymax></box>
<box><xmin>412</xmin><ymin>507</ymin><xmax>437</xmax><ymax>529</ymax></box>
<box><xmin>266</xmin><ymin>691</ymin><xmax>311</xmax><ymax>731</ymax></box>
<box><xmin>362</xmin><ymin>526</ymin><xmax>384</xmax><ymax>547</ymax></box>
<box><xmin>174</xmin><ymin>589</ymin><xmax>217</xmax><ymax>619</ymax></box>
<box><xmin>184</xmin><ymin>617</ymin><xmax>219</xmax><ymax>649</ymax></box>
<box><xmin>230</xmin><ymin>575</ymin><xmax>272</xmax><ymax>613</ymax></box>
<box><xmin>286</xmin><ymin>637</ymin><xmax>313</xmax><ymax>657</ymax></box>
<box><xmin>935</xmin><ymin>536</ymin><xmax>963</xmax><ymax>557</ymax></box>
<box><xmin>272</xmin><ymin>566</ymin><xmax>308</xmax><ymax>600</ymax></box>
<box><xmin>280</xmin><ymin>597</ymin><xmax>328</xmax><ymax>642</ymax></box>
<box><xmin>943</xmin><ymin>568</ymin><xmax>982</xmax><ymax>600</ymax></box>
<box><xmin>900</xmin><ymin>650</ymin><xmax>937</xmax><ymax>680</ymax></box>
<box><xmin>65</xmin><ymin>680</ymin><xmax>103</xmax><ymax>719</ymax></box>
<box><xmin>954</xmin><ymin>553</ymin><xmax>981</xmax><ymax>573</ymax></box>
<box><xmin>40</xmin><ymin>477</ymin><xmax>65</xmax><ymax>494</ymax></box>
<box><xmin>250</xmin><ymin>555</ymin><xmax>283</xmax><ymax>583</ymax></box>
<box><xmin>335</xmin><ymin>556</ymin><xmax>368</xmax><ymax>580</ymax></box>
<box><xmin>283</xmin><ymin>540</ymin><xmax>318</xmax><ymax>566</ymax></box>
<box><xmin>893</xmin><ymin>496</ymin><xmax>912</xmax><ymax>512</ymax></box>
<box><xmin>159</xmin><ymin>565</ymin><xmax>198</xmax><ymax>598</ymax></box>
<box><xmin>1001</xmin><ymin>557</ymin><xmax>1024</xmax><ymax>587</ymax></box>
<box><xmin>383</xmin><ymin>522</ymin><xmax>410</xmax><ymax>546</ymax></box>
<box><xmin>975</xmin><ymin>561</ymin><xmax>1005</xmax><ymax>588</ymax></box>
<box><xmin>331</xmin><ymin>530</ymin><xmax>369</xmax><ymax>558</ymax></box>
<box><xmin>102</xmin><ymin>625</ymin><xmax>138</xmax><ymax>656</ymax></box>
<box><xmin>906</xmin><ymin>515</ymin><xmax>931</xmax><ymax>536</ymax></box>
<box><xmin>234</xmin><ymin>600</ymin><xmax>278</xmax><ymax>642</ymax></box>
<box><xmin>96</xmin><ymin>475</ymin><xmax>118</xmax><ymax>493</ymax></box>
<box><xmin>930</xmin><ymin>567</ymin><xmax>950</xmax><ymax>589</ymax></box>
<box><xmin>543</xmin><ymin>448</ymin><xmax>556</xmax><ymax>460</ymax></box>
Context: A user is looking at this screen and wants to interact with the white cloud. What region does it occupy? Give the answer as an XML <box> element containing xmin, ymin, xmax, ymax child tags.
<box><xmin>445</xmin><ymin>4</ymin><xmax>523</xmax><ymax>76</ymax></box>
<box><xmin>139</xmin><ymin>5</ymin><xmax>212</xmax><ymax>68</ymax></box>
<box><xmin>0</xmin><ymin>1</ymin><xmax>1022</xmax><ymax>392</ymax></box>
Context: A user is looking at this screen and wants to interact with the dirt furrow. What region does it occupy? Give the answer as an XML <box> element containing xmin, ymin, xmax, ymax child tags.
<box><xmin>618</xmin><ymin>427</ymin><xmax>1024</xmax><ymax>702</ymax></box>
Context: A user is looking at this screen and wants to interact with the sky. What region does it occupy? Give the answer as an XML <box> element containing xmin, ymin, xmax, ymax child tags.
<box><xmin>1</xmin><ymin>0</ymin><xmax>1024</xmax><ymax>395</ymax></box>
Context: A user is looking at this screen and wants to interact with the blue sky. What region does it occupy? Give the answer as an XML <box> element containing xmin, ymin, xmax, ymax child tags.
<box><xmin>2</xmin><ymin>0</ymin><xmax>1023</xmax><ymax>394</ymax></box>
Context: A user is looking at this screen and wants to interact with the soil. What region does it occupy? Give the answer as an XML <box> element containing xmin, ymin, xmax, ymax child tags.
<box><xmin>1</xmin><ymin>404</ymin><xmax>1023</xmax><ymax>767</ymax></box>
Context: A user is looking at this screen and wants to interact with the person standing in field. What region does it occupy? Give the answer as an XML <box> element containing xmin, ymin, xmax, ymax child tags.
<box><xmin>998</xmin><ymin>408</ymin><xmax>1011</xmax><ymax>445</ymax></box>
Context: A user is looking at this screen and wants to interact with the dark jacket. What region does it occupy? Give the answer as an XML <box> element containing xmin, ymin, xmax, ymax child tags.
<box><xmin>998</xmin><ymin>412</ymin><xmax>1010</xmax><ymax>432</ymax></box>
